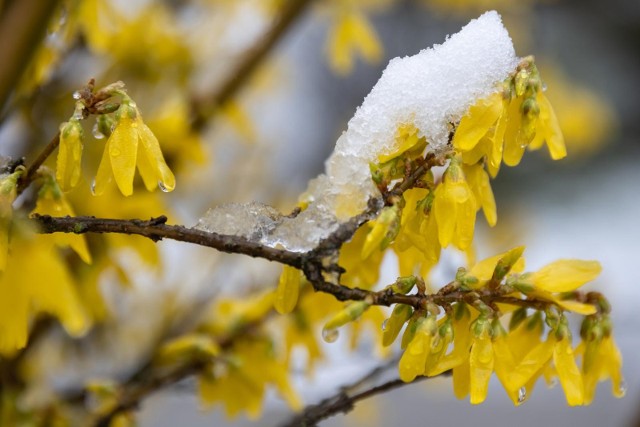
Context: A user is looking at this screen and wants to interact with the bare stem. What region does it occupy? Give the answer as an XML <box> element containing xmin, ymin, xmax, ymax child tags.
<box><xmin>16</xmin><ymin>131</ymin><xmax>60</xmax><ymax>195</ymax></box>
<box><xmin>280</xmin><ymin>364</ymin><xmax>448</xmax><ymax>427</ymax></box>
<box><xmin>190</xmin><ymin>0</ymin><xmax>314</xmax><ymax>131</ymax></box>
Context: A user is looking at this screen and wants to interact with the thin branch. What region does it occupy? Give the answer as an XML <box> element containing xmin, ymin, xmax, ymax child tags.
<box><xmin>190</xmin><ymin>0</ymin><xmax>315</xmax><ymax>131</ymax></box>
<box><xmin>32</xmin><ymin>214</ymin><xmax>306</xmax><ymax>269</ymax></box>
<box><xmin>16</xmin><ymin>131</ymin><xmax>60</xmax><ymax>194</ymax></box>
<box><xmin>280</xmin><ymin>366</ymin><xmax>450</xmax><ymax>427</ymax></box>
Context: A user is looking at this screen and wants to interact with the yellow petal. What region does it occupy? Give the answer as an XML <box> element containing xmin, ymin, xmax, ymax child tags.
<box><xmin>56</xmin><ymin>121</ymin><xmax>84</xmax><ymax>191</ymax></box>
<box><xmin>109</xmin><ymin>116</ymin><xmax>138</xmax><ymax>196</ymax></box>
<box><xmin>93</xmin><ymin>142</ymin><xmax>113</xmax><ymax>196</ymax></box>
<box><xmin>469</xmin><ymin>332</ymin><xmax>493</xmax><ymax>404</ymax></box>
<box><xmin>538</xmin><ymin>93</ymin><xmax>567</xmax><ymax>160</ymax></box>
<box><xmin>510</xmin><ymin>338</ymin><xmax>554</xmax><ymax>390</ymax></box>
<box><xmin>553</xmin><ymin>336</ymin><xmax>584</xmax><ymax>406</ymax></box>
<box><xmin>503</xmin><ymin>97</ymin><xmax>525</xmax><ymax>167</ymax></box>
<box><xmin>453</xmin><ymin>92</ymin><xmax>503</xmax><ymax>151</ymax></box>
<box><xmin>274</xmin><ymin>266</ymin><xmax>301</xmax><ymax>314</ymax></box>
<box><xmin>531</xmin><ymin>259</ymin><xmax>602</xmax><ymax>293</ymax></box>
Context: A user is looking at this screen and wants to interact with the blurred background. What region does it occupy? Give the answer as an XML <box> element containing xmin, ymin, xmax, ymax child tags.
<box><xmin>0</xmin><ymin>0</ymin><xmax>638</xmax><ymax>426</ymax></box>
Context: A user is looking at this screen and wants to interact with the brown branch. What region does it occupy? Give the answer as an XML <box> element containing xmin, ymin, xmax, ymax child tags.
<box><xmin>280</xmin><ymin>365</ymin><xmax>450</xmax><ymax>427</ymax></box>
<box><xmin>190</xmin><ymin>0</ymin><xmax>315</xmax><ymax>131</ymax></box>
<box><xmin>32</xmin><ymin>214</ymin><xmax>306</xmax><ymax>269</ymax></box>
<box><xmin>16</xmin><ymin>131</ymin><xmax>60</xmax><ymax>194</ymax></box>
<box><xmin>0</xmin><ymin>0</ymin><xmax>61</xmax><ymax>109</ymax></box>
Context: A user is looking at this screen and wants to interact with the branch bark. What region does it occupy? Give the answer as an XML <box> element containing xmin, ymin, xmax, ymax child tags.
<box><xmin>0</xmin><ymin>0</ymin><xmax>61</xmax><ymax>110</ymax></box>
<box><xmin>190</xmin><ymin>0</ymin><xmax>315</xmax><ymax>131</ymax></box>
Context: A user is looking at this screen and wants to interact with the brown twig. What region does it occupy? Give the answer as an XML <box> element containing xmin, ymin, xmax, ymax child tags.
<box><xmin>190</xmin><ymin>0</ymin><xmax>315</xmax><ymax>131</ymax></box>
<box><xmin>16</xmin><ymin>131</ymin><xmax>60</xmax><ymax>194</ymax></box>
<box><xmin>280</xmin><ymin>363</ymin><xmax>449</xmax><ymax>427</ymax></box>
<box><xmin>0</xmin><ymin>0</ymin><xmax>61</xmax><ymax>110</ymax></box>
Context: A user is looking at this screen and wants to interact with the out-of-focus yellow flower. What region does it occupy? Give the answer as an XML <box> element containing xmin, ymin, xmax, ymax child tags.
<box><xmin>433</xmin><ymin>158</ymin><xmax>476</xmax><ymax>250</ymax></box>
<box><xmin>535</xmin><ymin>64</ymin><xmax>616</xmax><ymax>156</ymax></box>
<box><xmin>32</xmin><ymin>174</ymin><xmax>92</xmax><ymax>264</ymax></box>
<box><xmin>94</xmin><ymin>100</ymin><xmax>175</xmax><ymax>197</ymax></box>
<box><xmin>462</xmin><ymin>163</ymin><xmax>497</xmax><ymax>227</ymax></box>
<box><xmin>0</xmin><ymin>231</ymin><xmax>88</xmax><ymax>355</ymax></box>
<box><xmin>326</xmin><ymin>10</ymin><xmax>382</xmax><ymax>75</ymax></box>
<box><xmin>198</xmin><ymin>339</ymin><xmax>301</xmax><ymax>418</ymax></box>
<box><xmin>0</xmin><ymin>170</ymin><xmax>21</xmax><ymax>272</ymax></box>
<box><xmin>339</xmin><ymin>225</ymin><xmax>384</xmax><ymax>289</ymax></box>
<box><xmin>274</xmin><ymin>265</ymin><xmax>302</xmax><ymax>314</ymax></box>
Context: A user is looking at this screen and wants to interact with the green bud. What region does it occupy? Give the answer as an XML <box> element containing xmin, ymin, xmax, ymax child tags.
<box><xmin>390</xmin><ymin>276</ymin><xmax>417</xmax><ymax>294</ymax></box>
<box><xmin>324</xmin><ymin>301</ymin><xmax>370</xmax><ymax>331</ymax></box>
<box><xmin>492</xmin><ymin>246</ymin><xmax>525</xmax><ymax>282</ymax></box>
<box><xmin>382</xmin><ymin>304</ymin><xmax>413</xmax><ymax>347</ymax></box>
<box><xmin>515</xmin><ymin>69</ymin><xmax>529</xmax><ymax>97</ymax></box>
<box><xmin>400</xmin><ymin>317</ymin><xmax>419</xmax><ymax>350</ymax></box>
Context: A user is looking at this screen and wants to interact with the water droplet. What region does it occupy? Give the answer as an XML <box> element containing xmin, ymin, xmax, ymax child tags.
<box><xmin>618</xmin><ymin>379</ymin><xmax>627</xmax><ymax>397</ymax></box>
<box><xmin>109</xmin><ymin>147</ymin><xmax>121</xmax><ymax>157</ymax></box>
<box><xmin>90</xmin><ymin>179</ymin><xmax>97</xmax><ymax>195</ymax></box>
<box><xmin>92</xmin><ymin>123</ymin><xmax>105</xmax><ymax>139</ymax></box>
<box><xmin>158</xmin><ymin>181</ymin><xmax>169</xmax><ymax>193</ymax></box>
<box><xmin>546</xmin><ymin>377</ymin><xmax>558</xmax><ymax>389</ymax></box>
<box><xmin>72</xmin><ymin>91</ymin><xmax>82</xmax><ymax>100</ymax></box>
<box><xmin>542</xmin><ymin>83</ymin><xmax>548</xmax><ymax>92</ymax></box>
<box><xmin>322</xmin><ymin>327</ymin><xmax>339</xmax><ymax>343</ymax></box>
<box><xmin>381</xmin><ymin>319</ymin><xmax>388</xmax><ymax>331</ymax></box>
<box><xmin>517</xmin><ymin>387</ymin><xmax>527</xmax><ymax>404</ymax></box>
<box><xmin>72</xmin><ymin>110</ymin><xmax>84</xmax><ymax>120</ymax></box>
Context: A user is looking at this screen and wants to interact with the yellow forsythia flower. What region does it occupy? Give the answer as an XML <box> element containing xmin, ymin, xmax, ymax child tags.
<box><xmin>530</xmin><ymin>259</ymin><xmax>602</xmax><ymax>293</ymax></box>
<box><xmin>274</xmin><ymin>265</ymin><xmax>302</xmax><ymax>314</ymax></box>
<box><xmin>469</xmin><ymin>320</ymin><xmax>493</xmax><ymax>404</ymax></box>
<box><xmin>553</xmin><ymin>331</ymin><xmax>584</xmax><ymax>406</ymax></box>
<box><xmin>433</xmin><ymin>158</ymin><xmax>476</xmax><ymax>250</ymax></box>
<box><xmin>56</xmin><ymin>119</ymin><xmax>84</xmax><ymax>192</ymax></box>
<box><xmin>94</xmin><ymin>101</ymin><xmax>175</xmax><ymax>197</ymax></box>
<box><xmin>326</xmin><ymin>10</ymin><xmax>382</xmax><ymax>75</ymax></box>
<box><xmin>462</xmin><ymin>163</ymin><xmax>497</xmax><ymax>227</ymax></box>
<box><xmin>399</xmin><ymin>316</ymin><xmax>436</xmax><ymax>382</ymax></box>
<box><xmin>580</xmin><ymin>334</ymin><xmax>624</xmax><ymax>404</ymax></box>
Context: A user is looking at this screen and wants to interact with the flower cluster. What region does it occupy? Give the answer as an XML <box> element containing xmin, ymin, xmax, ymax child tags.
<box><xmin>388</xmin><ymin>250</ymin><xmax>622</xmax><ymax>406</ymax></box>
<box><xmin>55</xmin><ymin>81</ymin><xmax>176</xmax><ymax>197</ymax></box>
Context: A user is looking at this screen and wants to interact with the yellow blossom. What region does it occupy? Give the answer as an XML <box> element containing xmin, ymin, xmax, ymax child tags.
<box><xmin>274</xmin><ymin>265</ymin><xmax>302</xmax><ymax>314</ymax></box>
<box><xmin>553</xmin><ymin>331</ymin><xmax>584</xmax><ymax>406</ymax></box>
<box><xmin>399</xmin><ymin>316</ymin><xmax>436</xmax><ymax>382</ymax></box>
<box><xmin>462</xmin><ymin>163</ymin><xmax>497</xmax><ymax>227</ymax></box>
<box><xmin>579</xmin><ymin>318</ymin><xmax>624</xmax><ymax>404</ymax></box>
<box><xmin>326</xmin><ymin>10</ymin><xmax>382</xmax><ymax>75</ymax></box>
<box><xmin>93</xmin><ymin>101</ymin><xmax>175</xmax><ymax>197</ymax></box>
<box><xmin>530</xmin><ymin>259</ymin><xmax>601</xmax><ymax>293</ymax></box>
<box><xmin>56</xmin><ymin>119</ymin><xmax>84</xmax><ymax>192</ymax></box>
<box><xmin>0</xmin><ymin>230</ymin><xmax>88</xmax><ymax>354</ymax></box>
<box><xmin>453</xmin><ymin>92</ymin><xmax>504</xmax><ymax>152</ymax></box>
<box><xmin>469</xmin><ymin>320</ymin><xmax>493</xmax><ymax>404</ymax></box>
<box><xmin>433</xmin><ymin>159</ymin><xmax>476</xmax><ymax>250</ymax></box>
